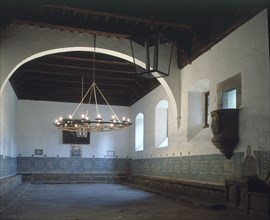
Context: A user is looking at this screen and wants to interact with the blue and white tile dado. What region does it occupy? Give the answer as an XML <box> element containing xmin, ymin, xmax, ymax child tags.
<box><xmin>15</xmin><ymin>151</ymin><xmax>270</xmax><ymax>185</ymax></box>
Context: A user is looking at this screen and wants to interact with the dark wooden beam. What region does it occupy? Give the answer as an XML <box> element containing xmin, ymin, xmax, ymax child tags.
<box><xmin>27</xmin><ymin>61</ymin><xmax>136</xmax><ymax>75</ymax></box>
<box><xmin>24</xmin><ymin>75</ymin><xmax>135</xmax><ymax>88</ymax></box>
<box><xmin>12</xmin><ymin>19</ymin><xmax>129</xmax><ymax>38</ymax></box>
<box><xmin>177</xmin><ymin>7</ymin><xmax>265</xmax><ymax>69</ymax></box>
<box><xmin>22</xmin><ymin>68</ymin><xmax>138</xmax><ymax>81</ymax></box>
<box><xmin>20</xmin><ymin>88</ymin><xmax>132</xmax><ymax>106</ymax></box>
<box><xmin>45</xmin><ymin>54</ymin><xmax>135</xmax><ymax>67</ymax></box>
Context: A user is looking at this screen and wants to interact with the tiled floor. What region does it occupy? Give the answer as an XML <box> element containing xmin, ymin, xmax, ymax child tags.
<box><xmin>0</xmin><ymin>184</ymin><xmax>264</xmax><ymax>220</ymax></box>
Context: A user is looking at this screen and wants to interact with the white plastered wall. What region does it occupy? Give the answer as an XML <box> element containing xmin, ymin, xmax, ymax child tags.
<box><xmin>0</xmin><ymin>82</ymin><xmax>17</xmax><ymax>157</ymax></box>
<box><xmin>130</xmin><ymin>9</ymin><xmax>269</xmax><ymax>158</ymax></box>
<box><xmin>179</xmin><ymin>9</ymin><xmax>270</xmax><ymax>155</ymax></box>
<box><xmin>131</xmin><ymin>85</ymin><xmax>183</xmax><ymax>159</ymax></box>
<box><xmin>16</xmin><ymin>100</ymin><xmax>130</xmax><ymax>158</ymax></box>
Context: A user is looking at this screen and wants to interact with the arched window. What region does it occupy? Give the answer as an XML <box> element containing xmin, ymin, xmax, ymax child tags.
<box><xmin>155</xmin><ymin>100</ymin><xmax>168</xmax><ymax>148</ymax></box>
<box><xmin>135</xmin><ymin>113</ymin><xmax>144</xmax><ymax>151</ymax></box>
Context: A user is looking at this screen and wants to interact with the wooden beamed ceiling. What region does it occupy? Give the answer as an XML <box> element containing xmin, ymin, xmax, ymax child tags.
<box><xmin>1</xmin><ymin>1</ymin><xmax>268</xmax><ymax>106</ymax></box>
<box><xmin>10</xmin><ymin>52</ymin><xmax>157</xmax><ymax>106</ymax></box>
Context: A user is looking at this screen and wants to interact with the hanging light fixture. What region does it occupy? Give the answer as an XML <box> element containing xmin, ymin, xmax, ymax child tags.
<box><xmin>130</xmin><ymin>9</ymin><xmax>174</xmax><ymax>79</ymax></box>
<box><xmin>130</xmin><ymin>33</ymin><xmax>173</xmax><ymax>79</ymax></box>
<box><xmin>53</xmin><ymin>35</ymin><xmax>132</xmax><ymax>137</ymax></box>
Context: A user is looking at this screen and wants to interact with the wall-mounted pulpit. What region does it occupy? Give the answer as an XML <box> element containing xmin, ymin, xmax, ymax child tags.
<box><xmin>211</xmin><ymin>109</ymin><xmax>239</xmax><ymax>159</ymax></box>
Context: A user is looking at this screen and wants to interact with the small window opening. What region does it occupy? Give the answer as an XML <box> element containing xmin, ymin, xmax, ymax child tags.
<box><xmin>204</xmin><ymin>91</ymin><xmax>210</xmax><ymax>127</ymax></box>
<box><xmin>222</xmin><ymin>89</ymin><xmax>237</xmax><ymax>109</ymax></box>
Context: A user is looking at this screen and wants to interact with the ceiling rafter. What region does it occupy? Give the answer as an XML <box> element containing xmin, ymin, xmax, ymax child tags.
<box><xmin>12</xmin><ymin>19</ymin><xmax>129</xmax><ymax>38</ymax></box>
<box><xmin>26</xmin><ymin>61</ymin><xmax>137</xmax><ymax>75</ymax></box>
<box><xmin>21</xmin><ymin>69</ymin><xmax>138</xmax><ymax>82</ymax></box>
<box><xmin>37</xmin><ymin>54</ymin><xmax>136</xmax><ymax>68</ymax></box>
<box><xmin>42</xmin><ymin>4</ymin><xmax>192</xmax><ymax>30</ymax></box>
<box><xmin>24</xmin><ymin>77</ymin><xmax>134</xmax><ymax>89</ymax></box>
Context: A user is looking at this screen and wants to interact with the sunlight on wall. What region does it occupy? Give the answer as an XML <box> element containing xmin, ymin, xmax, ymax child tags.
<box><xmin>135</xmin><ymin>113</ymin><xmax>144</xmax><ymax>151</ymax></box>
<box><xmin>155</xmin><ymin>100</ymin><xmax>168</xmax><ymax>148</ymax></box>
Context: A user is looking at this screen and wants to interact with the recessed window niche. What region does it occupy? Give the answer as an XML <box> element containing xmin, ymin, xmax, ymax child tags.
<box><xmin>187</xmin><ymin>79</ymin><xmax>210</xmax><ymax>141</ymax></box>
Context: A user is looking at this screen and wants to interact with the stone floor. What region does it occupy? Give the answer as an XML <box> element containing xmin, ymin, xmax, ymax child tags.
<box><xmin>0</xmin><ymin>183</ymin><xmax>263</xmax><ymax>220</ymax></box>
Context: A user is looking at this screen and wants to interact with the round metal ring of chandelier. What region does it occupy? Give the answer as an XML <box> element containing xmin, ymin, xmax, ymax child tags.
<box><xmin>53</xmin><ymin>81</ymin><xmax>132</xmax><ymax>137</ymax></box>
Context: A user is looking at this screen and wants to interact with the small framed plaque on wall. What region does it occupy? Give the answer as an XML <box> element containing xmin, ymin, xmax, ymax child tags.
<box><xmin>35</xmin><ymin>149</ymin><xmax>43</xmax><ymax>155</ymax></box>
<box><xmin>107</xmin><ymin>151</ymin><xmax>115</xmax><ymax>157</ymax></box>
<box><xmin>70</xmin><ymin>145</ymin><xmax>82</xmax><ymax>158</ymax></box>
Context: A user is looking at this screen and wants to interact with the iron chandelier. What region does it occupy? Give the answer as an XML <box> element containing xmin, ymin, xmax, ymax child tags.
<box><xmin>53</xmin><ymin>35</ymin><xmax>132</xmax><ymax>137</ymax></box>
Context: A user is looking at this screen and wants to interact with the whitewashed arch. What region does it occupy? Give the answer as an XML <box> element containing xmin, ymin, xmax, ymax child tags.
<box><xmin>0</xmin><ymin>24</ymin><xmax>179</xmax><ymax>117</ymax></box>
